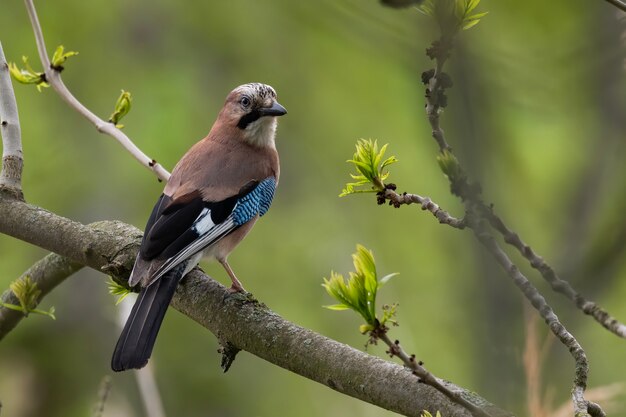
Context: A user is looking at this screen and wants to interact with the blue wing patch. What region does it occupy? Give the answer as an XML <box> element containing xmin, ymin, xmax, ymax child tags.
<box><xmin>232</xmin><ymin>177</ymin><xmax>276</xmax><ymax>226</ymax></box>
<box><xmin>145</xmin><ymin>177</ymin><xmax>277</xmax><ymax>284</ymax></box>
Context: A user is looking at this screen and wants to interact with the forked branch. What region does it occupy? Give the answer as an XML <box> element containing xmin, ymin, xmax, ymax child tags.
<box><xmin>22</xmin><ymin>0</ymin><xmax>170</xmax><ymax>182</ymax></box>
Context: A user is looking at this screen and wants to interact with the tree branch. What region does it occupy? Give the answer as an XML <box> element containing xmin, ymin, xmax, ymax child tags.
<box><xmin>22</xmin><ymin>0</ymin><xmax>170</xmax><ymax>182</ymax></box>
<box><xmin>0</xmin><ymin>42</ymin><xmax>24</xmax><ymax>200</ymax></box>
<box><xmin>0</xmin><ymin>196</ymin><xmax>513</xmax><ymax>417</ymax></box>
<box><xmin>382</xmin><ymin>187</ymin><xmax>466</xmax><ymax>229</ymax></box>
<box><xmin>0</xmin><ymin>252</ymin><xmax>83</xmax><ymax>340</ymax></box>
<box><xmin>482</xmin><ymin>208</ymin><xmax>626</xmax><ymax>338</ymax></box>
<box><xmin>377</xmin><ymin>332</ymin><xmax>492</xmax><ymax>417</ymax></box>
<box><xmin>466</xmin><ymin>213</ymin><xmax>603</xmax><ymax>417</ymax></box>
<box><xmin>603</xmin><ymin>0</ymin><xmax>626</xmax><ymax>13</ymax></box>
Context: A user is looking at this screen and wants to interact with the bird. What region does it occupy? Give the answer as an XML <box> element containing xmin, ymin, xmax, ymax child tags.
<box><xmin>111</xmin><ymin>83</ymin><xmax>286</xmax><ymax>372</ymax></box>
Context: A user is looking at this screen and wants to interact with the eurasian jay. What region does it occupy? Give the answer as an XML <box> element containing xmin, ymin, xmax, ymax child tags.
<box><xmin>111</xmin><ymin>83</ymin><xmax>286</xmax><ymax>372</ymax></box>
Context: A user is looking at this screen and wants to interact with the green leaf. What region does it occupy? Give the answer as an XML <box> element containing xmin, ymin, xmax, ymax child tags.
<box><xmin>8</xmin><ymin>56</ymin><xmax>49</xmax><ymax>91</ymax></box>
<box><xmin>324</xmin><ymin>304</ymin><xmax>351</xmax><ymax>311</ymax></box>
<box><xmin>418</xmin><ymin>0</ymin><xmax>486</xmax><ymax>34</ymax></box>
<box><xmin>50</xmin><ymin>45</ymin><xmax>78</xmax><ymax>69</ymax></box>
<box><xmin>322</xmin><ymin>245</ymin><xmax>398</xmax><ymax>332</ymax></box>
<box><xmin>462</xmin><ymin>11</ymin><xmax>488</xmax><ymax>30</ymax></box>
<box><xmin>108</xmin><ymin>90</ymin><xmax>132</xmax><ymax>128</ymax></box>
<box><xmin>379</xmin><ymin>272</ymin><xmax>399</xmax><ymax>286</ymax></box>
<box><xmin>107</xmin><ymin>278</ymin><xmax>132</xmax><ymax>305</ymax></box>
<box><xmin>340</xmin><ymin>139</ymin><xmax>397</xmax><ymax>197</ymax></box>
<box><xmin>1</xmin><ymin>276</ymin><xmax>56</xmax><ymax>320</ymax></box>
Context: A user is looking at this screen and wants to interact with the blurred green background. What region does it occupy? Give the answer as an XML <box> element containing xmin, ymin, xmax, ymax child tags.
<box><xmin>1</xmin><ymin>0</ymin><xmax>625</xmax><ymax>416</ymax></box>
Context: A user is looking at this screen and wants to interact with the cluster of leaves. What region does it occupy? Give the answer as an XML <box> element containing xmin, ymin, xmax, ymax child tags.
<box><xmin>8</xmin><ymin>56</ymin><xmax>49</xmax><ymax>92</ymax></box>
<box><xmin>10</xmin><ymin>46</ymin><xmax>132</xmax><ymax>129</ymax></box>
<box><xmin>418</xmin><ymin>0</ymin><xmax>487</xmax><ymax>34</ymax></box>
<box><xmin>9</xmin><ymin>45</ymin><xmax>78</xmax><ymax>92</ymax></box>
<box><xmin>0</xmin><ymin>276</ymin><xmax>55</xmax><ymax>319</ymax></box>
<box><xmin>322</xmin><ymin>245</ymin><xmax>398</xmax><ymax>334</ymax></box>
<box><xmin>340</xmin><ymin>139</ymin><xmax>397</xmax><ymax>197</ymax></box>
<box><xmin>50</xmin><ymin>45</ymin><xmax>78</xmax><ymax>70</ymax></box>
<box><xmin>108</xmin><ymin>90</ymin><xmax>132</xmax><ymax>128</ymax></box>
<box><xmin>107</xmin><ymin>278</ymin><xmax>132</xmax><ymax>305</ymax></box>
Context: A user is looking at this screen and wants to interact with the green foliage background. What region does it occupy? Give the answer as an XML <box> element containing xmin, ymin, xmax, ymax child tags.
<box><xmin>1</xmin><ymin>0</ymin><xmax>625</xmax><ymax>416</ymax></box>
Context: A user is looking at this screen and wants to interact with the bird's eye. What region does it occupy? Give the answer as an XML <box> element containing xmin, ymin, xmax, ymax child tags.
<box><xmin>240</xmin><ymin>96</ymin><xmax>251</xmax><ymax>108</ymax></box>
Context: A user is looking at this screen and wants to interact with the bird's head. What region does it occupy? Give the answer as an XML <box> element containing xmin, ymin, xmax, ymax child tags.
<box><xmin>220</xmin><ymin>83</ymin><xmax>287</xmax><ymax>148</ymax></box>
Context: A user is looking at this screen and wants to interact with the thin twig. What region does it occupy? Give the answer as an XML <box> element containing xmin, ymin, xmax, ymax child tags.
<box><xmin>22</xmin><ymin>0</ymin><xmax>170</xmax><ymax>182</ymax></box>
<box><xmin>603</xmin><ymin>0</ymin><xmax>626</xmax><ymax>13</ymax></box>
<box><xmin>92</xmin><ymin>375</ymin><xmax>112</xmax><ymax>417</ymax></box>
<box><xmin>377</xmin><ymin>331</ymin><xmax>494</xmax><ymax>417</ymax></box>
<box><xmin>383</xmin><ymin>188</ymin><xmax>466</xmax><ymax>229</ymax></box>
<box><xmin>466</xmin><ymin>213</ymin><xmax>603</xmax><ymax>417</ymax></box>
<box><xmin>482</xmin><ymin>208</ymin><xmax>626</xmax><ymax>338</ymax></box>
<box><xmin>0</xmin><ymin>253</ymin><xmax>83</xmax><ymax>340</ymax></box>
<box><xmin>0</xmin><ymin>42</ymin><xmax>24</xmax><ymax>200</ymax></box>
<box><xmin>415</xmin><ymin>23</ymin><xmax>612</xmax><ymax>416</ymax></box>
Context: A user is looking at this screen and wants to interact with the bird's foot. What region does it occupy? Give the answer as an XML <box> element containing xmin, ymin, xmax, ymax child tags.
<box><xmin>227</xmin><ymin>282</ymin><xmax>247</xmax><ymax>293</ymax></box>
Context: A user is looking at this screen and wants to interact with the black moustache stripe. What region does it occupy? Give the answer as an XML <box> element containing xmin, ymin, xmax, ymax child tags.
<box><xmin>237</xmin><ymin>110</ymin><xmax>261</xmax><ymax>129</ymax></box>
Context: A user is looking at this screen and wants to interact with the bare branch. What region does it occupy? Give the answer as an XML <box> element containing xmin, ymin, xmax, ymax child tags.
<box><xmin>0</xmin><ymin>252</ymin><xmax>83</xmax><ymax>340</ymax></box>
<box><xmin>483</xmin><ymin>208</ymin><xmax>626</xmax><ymax>338</ymax></box>
<box><xmin>603</xmin><ymin>0</ymin><xmax>626</xmax><ymax>13</ymax></box>
<box><xmin>0</xmin><ymin>42</ymin><xmax>24</xmax><ymax>200</ymax></box>
<box><xmin>466</xmin><ymin>214</ymin><xmax>603</xmax><ymax>417</ymax></box>
<box><xmin>22</xmin><ymin>0</ymin><xmax>170</xmax><ymax>182</ymax></box>
<box><xmin>382</xmin><ymin>188</ymin><xmax>466</xmax><ymax>229</ymax></box>
<box><xmin>410</xmin><ymin>23</ymin><xmax>617</xmax><ymax>415</ymax></box>
<box><xmin>377</xmin><ymin>332</ymin><xmax>493</xmax><ymax>417</ymax></box>
<box><xmin>0</xmin><ymin>196</ymin><xmax>513</xmax><ymax>417</ymax></box>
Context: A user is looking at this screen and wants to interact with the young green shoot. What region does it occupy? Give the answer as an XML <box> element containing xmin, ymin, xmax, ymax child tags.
<box><xmin>340</xmin><ymin>139</ymin><xmax>398</xmax><ymax>197</ymax></box>
<box><xmin>420</xmin><ymin>411</ymin><xmax>443</xmax><ymax>417</ymax></box>
<box><xmin>108</xmin><ymin>90</ymin><xmax>132</xmax><ymax>129</ymax></box>
<box><xmin>322</xmin><ymin>245</ymin><xmax>398</xmax><ymax>334</ymax></box>
<box><xmin>50</xmin><ymin>45</ymin><xmax>78</xmax><ymax>70</ymax></box>
<box><xmin>8</xmin><ymin>56</ymin><xmax>49</xmax><ymax>91</ymax></box>
<box><xmin>418</xmin><ymin>0</ymin><xmax>487</xmax><ymax>34</ymax></box>
<box><xmin>107</xmin><ymin>278</ymin><xmax>132</xmax><ymax>305</ymax></box>
<box><xmin>0</xmin><ymin>276</ymin><xmax>56</xmax><ymax>319</ymax></box>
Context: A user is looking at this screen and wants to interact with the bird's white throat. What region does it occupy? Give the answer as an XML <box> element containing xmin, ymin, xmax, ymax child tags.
<box><xmin>243</xmin><ymin>117</ymin><xmax>278</xmax><ymax>148</ymax></box>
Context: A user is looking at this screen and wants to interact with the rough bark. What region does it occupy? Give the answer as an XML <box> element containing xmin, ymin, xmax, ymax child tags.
<box><xmin>0</xmin><ymin>195</ymin><xmax>513</xmax><ymax>417</ymax></box>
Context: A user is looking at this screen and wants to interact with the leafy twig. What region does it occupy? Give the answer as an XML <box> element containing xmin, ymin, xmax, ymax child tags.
<box><xmin>0</xmin><ymin>276</ymin><xmax>56</xmax><ymax>319</ymax></box>
<box><xmin>340</xmin><ymin>139</ymin><xmax>397</xmax><ymax>196</ymax></box>
<box><xmin>322</xmin><ymin>245</ymin><xmax>397</xmax><ymax>334</ymax></box>
<box><xmin>22</xmin><ymin>0</ymin><xmax>170</xmax><ymax>182</ymax></box>
<box><xmin>0</xmin><ymin>253</ymin><xmax>82</xmax><ymax>340</ymax></box>
<box><xmin>323</xmin><ymin>245</ymin><xmax>497</xmax><ymax>417</ymax></box>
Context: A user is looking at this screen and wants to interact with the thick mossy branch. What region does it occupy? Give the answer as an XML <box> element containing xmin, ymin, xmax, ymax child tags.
<box><xmin>0</xmin><ymin>196</ymin><xmax>512</xmax><ymax>417</ymax></box>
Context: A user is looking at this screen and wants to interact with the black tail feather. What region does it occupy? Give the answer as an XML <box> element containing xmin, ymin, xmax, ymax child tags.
<box><xmin>111</xmin><ymin>266</ymin><xmax>184</xmax><ymax>372</ymax></box>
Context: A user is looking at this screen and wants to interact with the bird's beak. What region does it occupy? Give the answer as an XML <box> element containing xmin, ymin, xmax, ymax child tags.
<box><xmin>259</xmin><ymin>101</ymin><xmax>287</xmax><ymax>117</ymax></box>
